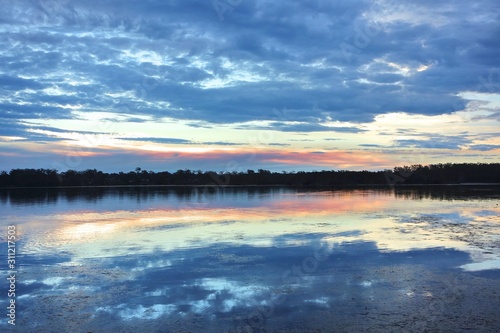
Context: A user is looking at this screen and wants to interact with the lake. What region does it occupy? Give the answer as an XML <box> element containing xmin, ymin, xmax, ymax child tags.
<box><xmin>1</xmin><ymin>186</ymin><xmax>499</xmax><ymax>332</ymax></box>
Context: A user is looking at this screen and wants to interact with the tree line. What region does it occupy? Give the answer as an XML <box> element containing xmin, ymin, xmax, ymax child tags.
<box><xmin>0</xmin><ymin>163</ymin><xmax>499</xmax><ymax>188</ymax></box>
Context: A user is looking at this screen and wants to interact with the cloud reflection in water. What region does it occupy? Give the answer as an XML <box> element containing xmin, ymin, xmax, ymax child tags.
<box><xmin>0</xmin><ymin>186</ymin><xmax>499</xmax><ymax>332</ymax></box>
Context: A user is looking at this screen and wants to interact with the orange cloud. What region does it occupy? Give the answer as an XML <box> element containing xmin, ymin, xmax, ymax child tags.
<box><xmin>135</xmin><ymin>148</ymin><xmax>392</xmax><ymax>170</ymax></box>
<box><xmin>2</xmin><ymin>139</ymin><xmax>395</xmax><ymax>171</ymax></box>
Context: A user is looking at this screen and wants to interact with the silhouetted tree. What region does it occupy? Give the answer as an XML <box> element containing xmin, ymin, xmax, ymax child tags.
<box><xmin>1</xmin><ymin>163</ymin><xmax>500</xmax><ymax>187</ymax></box>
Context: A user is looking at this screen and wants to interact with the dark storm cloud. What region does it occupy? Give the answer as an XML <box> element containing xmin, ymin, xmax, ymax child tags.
<box><xmin>0</xmin><ymin>0</ymin><xmax>499</xmax><ymax>135</ymax></box>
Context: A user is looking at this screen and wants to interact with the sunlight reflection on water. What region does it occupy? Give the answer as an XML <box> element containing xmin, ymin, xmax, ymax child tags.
<box><xmin>0</xmin><ymin>186</ymin><xmax>499</xmax><ymax>332</ymax></box>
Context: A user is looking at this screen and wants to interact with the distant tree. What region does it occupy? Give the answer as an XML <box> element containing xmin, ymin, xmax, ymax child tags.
<box><xmin>1</xmin><ymin>163</ymin><xmax>500</xmax><ymax>187</ymax></box>
<box><xmin>0</xmin><ymin>171</ymin><xmax>9</xmax><ymax>187</ymax></box>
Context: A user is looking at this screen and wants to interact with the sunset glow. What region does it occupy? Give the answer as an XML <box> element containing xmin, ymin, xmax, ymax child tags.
<box><xmin>0</xmin><ymin>1</ymin><xmax>499</xmax><ymax>172</ymax></box>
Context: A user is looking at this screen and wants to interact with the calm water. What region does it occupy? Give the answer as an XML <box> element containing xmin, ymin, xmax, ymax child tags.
<box><xmin>1</xmin><ymin>186</ymin><xmax>499</xmax><ymax>332</ymax></box>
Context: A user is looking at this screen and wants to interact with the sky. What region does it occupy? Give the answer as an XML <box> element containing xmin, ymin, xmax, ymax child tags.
<box><xmin>0</xmin><ymin>0</ymin><xmax>499</xmax><ymax>173</ymax></box>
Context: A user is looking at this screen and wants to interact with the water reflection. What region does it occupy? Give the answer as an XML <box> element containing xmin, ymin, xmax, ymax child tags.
<box><xmin>2</xmin><ymin>184</ymin><xmax>499</xmax><ymax>206</ymax></box>
<box><xmin>0</xmin><ymin>186</ymin><xmax>499</xmax><ymax>332</ymax></box>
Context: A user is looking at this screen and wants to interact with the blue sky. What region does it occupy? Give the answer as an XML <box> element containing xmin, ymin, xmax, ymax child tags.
<box><xmin>0</xmin><ymin>0</ymin><xmax>499</xmax><ymax>172</ymax></box>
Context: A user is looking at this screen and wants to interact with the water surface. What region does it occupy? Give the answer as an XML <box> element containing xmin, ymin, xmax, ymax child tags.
<box><xmin>1</xmin><ymin>186</ymin><xmax>499</xmax><ymax>332</ymax></box>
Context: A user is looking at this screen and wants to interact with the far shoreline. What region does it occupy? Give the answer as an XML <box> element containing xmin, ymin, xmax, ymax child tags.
<box><xmin>1</xmin><ymin>183</ymin><xmax>500</xmax><ymax>190</ymax></box>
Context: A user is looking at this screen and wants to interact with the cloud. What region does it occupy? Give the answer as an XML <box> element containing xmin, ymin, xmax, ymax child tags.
<box><xmin>359</xmin><ymin>144</ymin><xmax>383</xmax><ymax>147</ymax></box>
<box><xmin>267</xmin><ymin>143</ymin><xmax>290</xmax><ymax>146</ymax></box>
<box><xmin>0</xmin><ymin>74</ymin><xmax>43</xmax><ymax>90</ymax></box>
<box><xmin>472</xmin><ymin>111</ymin><xmax>500</xmax><ymax>122</ymax></box>
<box><xmin>393</xmin><ymin>137</ymin><xmax>471</xmax><ymax>150</ymax></box>
<box><xmin>1</xmin><ymin>0</ymin><xmax>498</xmax><ymax>129</ymax></box>
<box><xmin>263</xmin><ymin>122</ymin><xmax>365</xmax><ymax>133</ymax></box>
<box><xmin>201</xmin><ymin>141</ymin><xmax>242</xmax><ymax>146</ymax></box>
<box><xmin>120</xmin><ymin>137</ymin><xmax>192</xmax><ymax>144</ymax></box>
<box><xmin>0</xmin><ymin>0</ymin><xmax>499</xmax><ymax>170</ymax></box>
<box><xmin>119</xmin><ymin>137</ymin><xmax>244</xmax><ymax>146</ymax></box>
<box><xmin>468</xmin><ymin>144</ymin><xmax>500</xmax><ymax>151</ymax></box>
